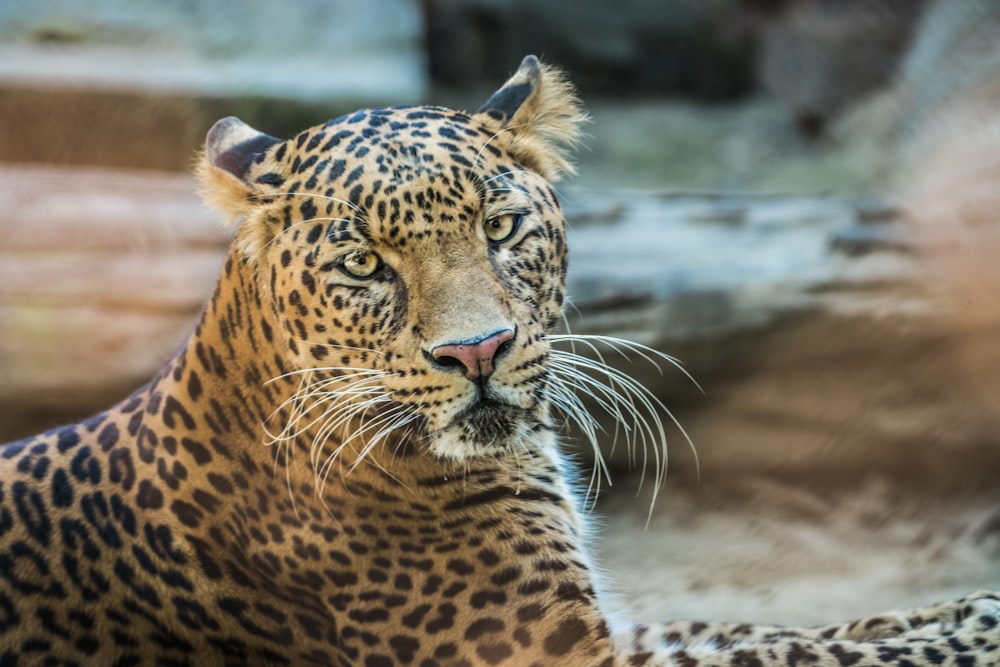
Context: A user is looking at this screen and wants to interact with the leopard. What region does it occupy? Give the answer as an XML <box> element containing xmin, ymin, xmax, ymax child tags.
<box><xmin>1</xmin><ymin>54</ymin><xmax>998</xmax><ymax>667</ymax></box>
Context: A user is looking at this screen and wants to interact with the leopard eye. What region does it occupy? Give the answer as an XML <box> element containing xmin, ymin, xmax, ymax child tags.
<box><xmin>484</xmin><ymin>213</ymin><xmax>524</xmax><ymax>244</ymax></box>
<box><xmin>340</xmin><ymin>250</ymin><xmax>381</xmax><ymax>278</ymax></box>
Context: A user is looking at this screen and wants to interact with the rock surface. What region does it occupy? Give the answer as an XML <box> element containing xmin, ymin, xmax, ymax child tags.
<box><xmin>0</xmin><ymin>0</ymin><xmax>425</xmax><ymax>101</ymax></box>
<box><xmin>0</xmin><ymin>166</ymin><xmax>228</xmax><ymax>438</ymax></box>
<box><xmin>0</xmin><ymin>0</ymin><xmax>427</xmax><ymax>170</ymax></box>
<box><xmin>750</xmin><ymin>0</ymin><xmax>924</xmax><ymax>135</ymax></box>
<box><xmin>5</xmin><ymin>166</ymin><xmax>999</xmax><ymax>498</ymax></box>
<box><xmin>598</xmin><ymin>474</ymin><xmax>999</xmax><ymax>626</ymax></box>
<box><xmin>423</xmin><ymin>0</ymin><xmax>756</xmax><ymax>99</ymax></box>
<box><xmin>559</xmin><ymin>187</ymin><xmax>1000</xmax><ymax>492</ymax></box>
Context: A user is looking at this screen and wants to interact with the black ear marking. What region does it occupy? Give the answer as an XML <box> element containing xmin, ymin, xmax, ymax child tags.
<box><xmin>477</xmin><ymin>55</ymin><xmax>541</xmax><ymax>122</ymax></box>
<box><xmin>205</xmin><ymin>116</ymin><xmax>281</xmax><ymax>181</ymax></box>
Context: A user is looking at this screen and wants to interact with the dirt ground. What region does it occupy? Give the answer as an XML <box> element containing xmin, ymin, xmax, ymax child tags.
<box><xmin>593</xmin><ymin>471</ymin><xmax>999</xmax><ymax>627</ymax></box>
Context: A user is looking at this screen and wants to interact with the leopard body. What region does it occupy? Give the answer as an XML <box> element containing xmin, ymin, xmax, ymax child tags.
<box><xmin>1</xmin><ymin>56</ymin><xmax>997</xmax><ymax>666</ymax></box>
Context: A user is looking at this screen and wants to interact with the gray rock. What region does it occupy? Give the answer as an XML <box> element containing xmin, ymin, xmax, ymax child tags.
<box><xmin>751</xmin><ymin>0</ymin><xmax>925</xmax><ymax>136</ymax></box>
<box><xmin>554</xmin><ymin>187</ymin><xmax>996</xmax><ymax>489</ymax></box>
<box><xmin>563</xmin><ymin>188</ymin><xmax>919</xmax><ymax>345</ymax></box>
<box><xmin>0</xmin><ymin>0</ymin><xmax>426</xmax><ymax>103</ymax></box>
<box><xmin>3</xmin><ymin>167</ymin><xmax>997</xmax><ymax>493</ymax></box>
<box><xmin>424</xmin><ymin>0</ymin><xmax>756</xmax><ymax>99</ymax></box>
<box><xmin>0</xmin><ymin>1</ymin><xmax>427</xmax><ymax>169</ymax></box>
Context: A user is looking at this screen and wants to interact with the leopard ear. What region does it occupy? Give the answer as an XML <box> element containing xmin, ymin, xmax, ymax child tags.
<box><xmin>475</xmin><ymin>55</ymin><xmax>587</xmax><ymax>183</ymax></box>
<box><xmin>196</xmin><ymin>116</ymin><xmax>282</xmax><ymax>222</ymax></box>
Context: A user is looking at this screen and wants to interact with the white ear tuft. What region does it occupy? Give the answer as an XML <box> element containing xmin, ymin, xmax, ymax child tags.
<box><xmin>475</xmin><ymin>55</ymin><xmax>588</xmax><ymax>182</ymax></box>
<box><xmin>196</xmin><ymin>116</ymin><xmax>282</xmax><ymax>221</ymax></box>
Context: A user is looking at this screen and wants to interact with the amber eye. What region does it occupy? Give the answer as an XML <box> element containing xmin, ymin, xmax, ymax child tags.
<box><xmin>340</xmin><ymin>250</ymin><xmax>381</xmax><ymax>278</ymax></box>
<box><xmin>484</xmin><ymin>213</ymin><xmax>524</xmax><ymax>244</ymax></box>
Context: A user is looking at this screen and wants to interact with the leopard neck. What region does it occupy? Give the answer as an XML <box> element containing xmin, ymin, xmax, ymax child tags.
<box><xmin>101</xmin><ymin>245</ymin><xmax>306</xmax><ymax>497</ymax></box>
<box><xmin>162</xmin><ymin>248</ymin><xmax>289</xmax><ymax>444</ymax></box>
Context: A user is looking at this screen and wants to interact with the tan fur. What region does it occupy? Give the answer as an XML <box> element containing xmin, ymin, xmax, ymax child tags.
<box><xmin>195</xmin><ymin>153</ymin><xmax>256</xmax><ymax>221</ymax></box>
<box><xmin>195</xmin><ymin>155</ymin><xmax>281</xmax><ymax>261</ymax></box>
<box><xmin>484</xmin><ymin>63</ymin><xmax>589</xmax><ymax>182</ymax></box>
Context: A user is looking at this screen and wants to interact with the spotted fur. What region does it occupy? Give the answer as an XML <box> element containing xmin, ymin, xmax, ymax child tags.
<box><xmin>1</xmin><ymin>56</ymin><xmax>997</xmax><ymax>666</ymax></box>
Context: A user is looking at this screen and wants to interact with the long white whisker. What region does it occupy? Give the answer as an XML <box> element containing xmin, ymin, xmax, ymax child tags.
<box><xmin>313</xmin><ymin>393</ymin><xmax>393</xmax><ymax>471</ymax></box>
<box><xmin>265</xmin><ymin>366</ymin><xmax>387</xmax><ymax>385</ymax></box>
<box><xmin>474</xmin><ymin>128</ymin><xmax>518</xmax><ymax>171</ymax></box>
<box><xmin>481</xmin><ymin>169</ymin><xmax>534</xmax><ymax>187</ymax></box>
<box><xmin>549</xmin><ymin>334</ymin><xmax>703</xmax><ymax>392</ymax></box>
<box><xmin>551</xmin><ymin>350</ymin><xmax>669</xmax><ymax>486</ymax></box>
<box><xmin>264</xmin><ymin>373</ymin><xmax>389</xmax><ymax>444</ymax></box>
<box><xmin>260</xmin><ymin>362</ymin><xmax>417</xmax><ymax>511</ymax></box>
<box><xmin>542</xmin><ymin>374</ymin><xmax>612</xmax><ymax>506</ymax></box>
<box><xmin>550</xmin><ymin>337</ymin><xmax>700</xmax><ymax>464</ymax></box>
<box><xmin>350</xmin><ymin>410</ymin><xmax>420</xmax><ymax>472</ymax></box>
<box><xmin>316</xmin><ymin>400</ymin><xmax>408</xmax><ymax>493</ymax></box>
<box><xmin>544</xmin><ymin>334</ymin><xmax>700</xmax><ymax>522</ymax></box>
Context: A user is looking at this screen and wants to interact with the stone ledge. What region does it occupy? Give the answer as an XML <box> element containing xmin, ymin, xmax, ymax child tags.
<box><xmin>0</xmin><ymin>0</ymin><xmax>424</xmax><ymax>101</ymax></box>
<box><xmin>3</xmin><ymin>166</ymin><xmax>999</xmax><ymax>493</ymax></box>
<box><xmin>0</xmin><ymin>0</ymin><xmax>428</xmax><ymax>170</ymax></box>
<box><xmin>0</xmin><ymin>44</ymin><xmax>426</xmax><ymax>104</ymax></box>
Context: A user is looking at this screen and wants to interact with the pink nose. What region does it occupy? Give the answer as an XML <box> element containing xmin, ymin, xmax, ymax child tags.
<box><xmin>430</xmin><ymin>329</ymin><xmax>515</xmax><ymax>380</ymax></box>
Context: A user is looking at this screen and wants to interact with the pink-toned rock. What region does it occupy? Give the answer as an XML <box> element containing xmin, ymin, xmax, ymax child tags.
<box><xmin>0</xmin><ymin>166</ymin><xmax>228</xmax><ymax>437</ymax></box>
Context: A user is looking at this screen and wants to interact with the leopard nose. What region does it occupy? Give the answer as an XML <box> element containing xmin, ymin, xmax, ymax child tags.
<box><xmin>429</xmin><ymin>329</ymin><xmax>515</xmax><ymax>380</ymax></box>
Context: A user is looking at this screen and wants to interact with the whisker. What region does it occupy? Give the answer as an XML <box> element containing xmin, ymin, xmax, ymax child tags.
<box><xmin>351</xmin><ymin>411</ymin><xmax>421</xmax><ymax>472</ymax></box>
<box><xmin>547</xmin><ymin>364</ymin><xmax>630</xmax><ymax>470</ymax></box>
<box><xmin>302</xmin><ymin>340</ymin><xmax>386</xmax><ymax>359</ymax></box>
<box><xmin>551</xmin><ymin>351</ymin><xmax>669</xmax><ymax>485</ymax></box>
<box><xmin>474</xmin><ymin>127</ymin><xmax>521</xmax><ymax>172</ymax></box>
<box><xmin>259</xmin><ymin>362</ymin><xmax>416</xmax><ymax>511</ymax></box>
<box><xmin>544</xmin><ymin>334</ymin><xmax>700</xmax><ymax>522</ymax></box>
<box><xmin>480</xmin><ymin>164</ymin><xmax>572</xmax><ymax>204</ymax></box>
<box><xmin>549</xmin><ymin>334</ymin><xmax>702</xmax><ymax>392</ymax></box>
<box><xmin>312</xmin><ymin>393</ymin><xmax>393</xmax><ymax>469</ymax></box>
<box><xmin>315</xmin><ymin>400</ymin><xmax>411</xmax><ymax>493</ymax></box>
<box><xmin>265</xmin><ymin>366</ymin><xmax>388</xmax><ymax>385</ymax></box>
<box><xmin>480</xmin><ymin>168</ymin><xmax>573</xmax><ymax>205</ymax></box>
<box><xmin>264</xmin><ymin>373</ymin><xmax>388</xmax><ymax>442</ymax></box>
<box><xmin>542</xmin><ymin>374</ymin><xmax>613</xmax><ymax>508</ymax></box>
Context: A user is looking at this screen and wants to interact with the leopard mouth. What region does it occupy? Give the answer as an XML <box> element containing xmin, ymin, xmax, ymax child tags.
<box><xmin>453</xmin><ymin>399</ymin><xmax>525</xmax><ymax>445</ymax></box>
<box><xmin>426</xmin><ymin>397</ymin><xmax>537</xmax><ymax>460</ymax></box>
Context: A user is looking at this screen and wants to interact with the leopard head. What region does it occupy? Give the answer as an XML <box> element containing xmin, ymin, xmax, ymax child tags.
<box><xmin>197</xmin><ymin>56</ymin><xmax>586</xmax><ymax>463</ymax></box>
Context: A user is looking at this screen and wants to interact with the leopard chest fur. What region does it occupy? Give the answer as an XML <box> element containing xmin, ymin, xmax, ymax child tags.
<box><xmin>1</xmin><ymin>391</ymin><xmax>613</xmax><ymax>666</ymax></box>
<box><xmin>212</xmin><ymin>445</ymin><xmax>612</xmax><ymax>666</ymax></box>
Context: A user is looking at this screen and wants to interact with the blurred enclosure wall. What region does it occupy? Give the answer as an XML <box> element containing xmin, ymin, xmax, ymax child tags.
<box><xmin>2</xmin><ymin>0</ymin><xmax>1000</xmax><ymax>494</ymax></box>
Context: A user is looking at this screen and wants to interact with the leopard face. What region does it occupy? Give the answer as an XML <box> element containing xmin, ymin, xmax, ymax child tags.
<box><xmin>199</xmin><ymin>56</ymin><xmax>585</xmax><ymax>464</ymax></box>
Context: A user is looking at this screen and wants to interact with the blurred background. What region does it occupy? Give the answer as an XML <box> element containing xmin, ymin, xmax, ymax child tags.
<box><xmin>1</xmin><ymin>0</ymin><xmax>998</xmax><ymax>625</ymax></box>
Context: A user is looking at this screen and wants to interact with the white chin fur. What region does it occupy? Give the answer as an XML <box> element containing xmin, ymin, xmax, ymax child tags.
<box><xmin>427</xmin><ymin>417</ymin><xmax>548</xmax><ymax>461</ymax></box>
